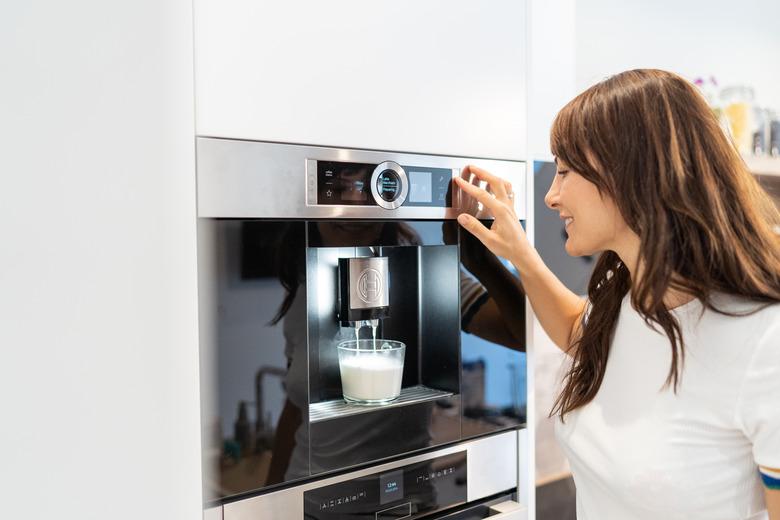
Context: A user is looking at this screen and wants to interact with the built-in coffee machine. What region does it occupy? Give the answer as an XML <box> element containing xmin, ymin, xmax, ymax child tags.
<box><xmin>197</xmin><ymin>139</ymin><xmax>530</xmax><ymax>519</ymax></box>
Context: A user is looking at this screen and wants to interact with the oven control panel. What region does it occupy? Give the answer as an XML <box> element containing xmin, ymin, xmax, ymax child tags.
<box><xmin>310</xmin><ymin>160</ymin><xmax>454</xmax><ymax>209</ymax></box>
<box><xmin>303</xmin><ymin>451</ymin><xmax>466</xmax><ymax>519</ymax></box>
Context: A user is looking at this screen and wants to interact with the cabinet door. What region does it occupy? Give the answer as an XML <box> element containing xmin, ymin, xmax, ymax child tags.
<box><xmin>194</xmin><ymin>0</ymin><xmax>526</xmax><ymax>160</ymax></box>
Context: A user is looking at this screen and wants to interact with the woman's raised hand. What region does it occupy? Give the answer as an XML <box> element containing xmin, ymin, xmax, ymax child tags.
<box><xmin>454</xmin><ymin>165</ymin><xmax>531</xmax><ymax>264</ymax></box>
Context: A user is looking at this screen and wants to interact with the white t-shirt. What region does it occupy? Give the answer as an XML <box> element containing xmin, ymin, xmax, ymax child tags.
<box><xmin>555</xmin><ymin>293</ymin><xmax>780</xmax><ymax>520</ymax></box>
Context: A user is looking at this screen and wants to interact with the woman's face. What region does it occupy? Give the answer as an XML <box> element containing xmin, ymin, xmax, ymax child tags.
<box><xmin>544</xmin><ymin>160</ymin><xmax>631</xmax><ymax>257</ymax></box>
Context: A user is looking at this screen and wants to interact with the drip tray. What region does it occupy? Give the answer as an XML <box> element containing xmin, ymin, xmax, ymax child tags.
<box><xmin>309</xmin><ymin>385</ymin><xmax>453</xmax><ymax>423</ymax></box>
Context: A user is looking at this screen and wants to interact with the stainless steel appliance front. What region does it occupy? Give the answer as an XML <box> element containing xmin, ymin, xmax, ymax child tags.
<box><xmin>196</xmin><ymin>137</ymin><xmax>526</xmax><ymax>220</ymax></box>
<box><xmin>197</xmin><ymin>139</ymin><xmax>528</xmax><ymax>517</ymax></box>
<box><xmin>204</xmin><ymin>430</ymin><xmax>526</xmax><ymax>520</ymax></box>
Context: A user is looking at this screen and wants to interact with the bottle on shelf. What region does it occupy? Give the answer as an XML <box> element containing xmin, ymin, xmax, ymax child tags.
<box><xmin>720</xmin><ymin>85</ymin><xmax>756</xmax><ymax>155</ymax></box>
<box><xmin>770</xmin><ymin>111</ymin><xmax>780</xmax><ymax>158</ymax></box>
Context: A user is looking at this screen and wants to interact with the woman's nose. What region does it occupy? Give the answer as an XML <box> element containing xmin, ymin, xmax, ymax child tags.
<box><xmin>544</xmin><ymin>176</ymin><xmax>560</xmax><ymax>210</ymax></box>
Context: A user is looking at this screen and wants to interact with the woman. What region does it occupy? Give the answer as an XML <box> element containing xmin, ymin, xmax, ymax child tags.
<box><xmin>455</xmin><ymin>69</ymin><xmax>780</xmax><ymax>519</ymax></box>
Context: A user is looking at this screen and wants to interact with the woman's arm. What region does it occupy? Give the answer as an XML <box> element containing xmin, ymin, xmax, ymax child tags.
<box><xmin>766</xmin><ymin>489</ymin><xmax>780</xmax><ymax>519</ymax></box>
<box><xmin>761</xmin><ymin>466</ymin><xmax>780</xmax><ymax>519</ymax></box>
<box><xmin>455</xmin><ymin>166</ymin><xmax>586</xmax><ymax>353</ymax></box>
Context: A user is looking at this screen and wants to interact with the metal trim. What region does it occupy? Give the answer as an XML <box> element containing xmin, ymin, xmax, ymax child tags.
<box><xmin>219</xmin><ymin>430</ymin><xmax>520</xmax><ymax>519</ymax></box>
<box><xmin>348</xmin><ymin>257</ymin><xmax>389</xmax><ymax>310</ymax></box>
<box><xmin>196</xmin><ymin>138</ymin><xmax>527</xmax><ymax>220</ymax></box>
<box><xmin>309</xmin><ymin>385</ymin><xmax>453</xmax><ymax>423</ymax></box>
<box><xmin>488</xmin><ymin>501</ymin><xmax>527</xmax><ymax>520</ymax></box>
<box><xmin>305</xmin><ymin>158</ymin><xmax>318</xmax><ymax>206</ymax></box>
<box><xmin>376</xmin><ymin>501</ymin><xmax>412</xmax><ymax>519</ymax></box>
<box><xmin>371</xmin><ymin>161</ymin><xmax>409</xmax><ymax>210</ymax></box>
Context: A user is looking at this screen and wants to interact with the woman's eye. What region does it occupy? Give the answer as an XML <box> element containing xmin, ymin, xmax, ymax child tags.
<box><xmin>556</xmin><ymin>169</ymin><xmax>569</xmax><ymax>176</ymax></box>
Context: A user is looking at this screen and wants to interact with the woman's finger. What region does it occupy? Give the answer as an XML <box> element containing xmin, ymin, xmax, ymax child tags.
<box><xmin>456</xmin><ymin>213</ymin><xmax>494</xmax><ymax>246</ymax></box>
<box><xmin>454</xmin><ymin>176</ymin><xmax>504</xmax><ymax>214</ymax></box>
<box><xmin>456</xmin><ymin>167</ymin><xmax>479</xmax><ymax>216</ymax></box>
<box><xmin>467</xmin><ymin>165</ymin><xmax>510</xmax><ymax>201</ymax></box>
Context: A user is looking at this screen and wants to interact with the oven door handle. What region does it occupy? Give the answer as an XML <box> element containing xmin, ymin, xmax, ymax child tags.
<box><xmin>487</xmin><ymin>500</ymin><xmax>527</xmax><ymax>520</ymax></box>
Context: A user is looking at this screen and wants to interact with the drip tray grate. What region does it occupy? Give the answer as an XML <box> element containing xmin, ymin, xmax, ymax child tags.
<box><xmin>309</xmin><ymin>385</ymin><xmax>454</xmax><ymax>423</ymax></box>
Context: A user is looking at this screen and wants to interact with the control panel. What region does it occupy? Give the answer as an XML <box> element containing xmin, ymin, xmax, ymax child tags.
<box><xmin>311</xmin><ymin>160</ymin><xmax>454</xmax><ymax>209</ymax></box>
<box><xmin>303</xmin><ymin>451</ymin><xmax>466</xmax><ymax>519</ymax></box>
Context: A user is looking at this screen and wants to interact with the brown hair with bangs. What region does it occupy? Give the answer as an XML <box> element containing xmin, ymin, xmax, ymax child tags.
<box><xmin>549</xmin><ymin>69</ymin><xmax>780</xmax><ymax>420</ymax></box>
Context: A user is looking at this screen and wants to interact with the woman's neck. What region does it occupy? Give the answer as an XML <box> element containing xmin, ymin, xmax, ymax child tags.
<box><xmin>612</xmin><ymin>235</ymin><xmax>695</xmax><ymax>311</ymax></box>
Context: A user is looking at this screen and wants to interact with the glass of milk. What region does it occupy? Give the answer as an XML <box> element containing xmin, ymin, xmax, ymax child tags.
<box><xmin>337</xmin><ymin>339</ymin><xmax>405</xmax><ymax>404</ymax></box>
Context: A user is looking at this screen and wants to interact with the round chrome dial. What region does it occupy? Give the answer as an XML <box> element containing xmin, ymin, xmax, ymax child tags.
<box><xmin>370</xmin><ymin>161</ymin><xmax>408</xmax><ymax>210</ymax></box>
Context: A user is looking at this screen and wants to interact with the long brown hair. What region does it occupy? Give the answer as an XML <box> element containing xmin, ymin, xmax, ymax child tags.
<box><xmin>549</xmin><ymin>69</ymin><xmax>780</xmax><ymax>420</ymax></box>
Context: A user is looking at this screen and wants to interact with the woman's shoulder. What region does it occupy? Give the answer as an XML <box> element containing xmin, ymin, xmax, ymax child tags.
<box><xmin>697</xmin><ymin>293</ymin><xmax>780</xmax><ymax>347</ymax></box>
<box><xmin>707</xmin><ymin>292</ymin><xmax>780</xmax><ymax>320</ymax></box>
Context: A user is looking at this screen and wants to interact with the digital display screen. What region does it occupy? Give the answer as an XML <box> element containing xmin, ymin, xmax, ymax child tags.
<box><xmin>317</xmin><ymin>161</ymin><xmax>374</xmax><ymax>206</ymax></box>
<box><xmin>376</xmin><ymin>170</ymin><xmax>401</xmax><ymax>202</ymax></box>
<box><xmin>342</xmin><ymin>179</ymin><xmax>367</xmax><ymax>201</ymax></box>
<box><xmin>379</xmin><ymin>470</ymin><xmax>404</xmax><ymax>505</ymax></box>
<box><xmin>408</xmin><ymin>171</ymin><xmax>432</xmax><ymax>203</ymax></box>
<box><xmin>402</xmin><ymin>166</ymin><xmax>452</xmax><ymax>207</ymax></box>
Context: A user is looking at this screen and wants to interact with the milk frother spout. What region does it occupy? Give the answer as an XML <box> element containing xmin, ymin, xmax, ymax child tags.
<box><xmin>337</xmin><ymin>256</ymin><xmax>390</xmax><ymax>332</ymax></box>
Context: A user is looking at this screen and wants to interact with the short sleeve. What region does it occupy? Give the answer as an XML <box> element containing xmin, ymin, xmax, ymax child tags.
<box><xmin>735</xmin><ymin>310</ymin><xmax>780</xmax><ymax>470</ymax></box>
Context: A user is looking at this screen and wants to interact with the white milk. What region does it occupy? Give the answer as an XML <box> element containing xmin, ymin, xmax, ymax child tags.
<box><xmin>339</xmin><ymin>353</ymin><xmax>404</xmax><ymax>402</ymax></box>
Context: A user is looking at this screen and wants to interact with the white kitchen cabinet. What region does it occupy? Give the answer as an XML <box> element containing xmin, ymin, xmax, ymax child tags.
<box><xmin>193</xmin><ymin>0</ymin><xmax>527</xmax><ymax>160</ymax></box>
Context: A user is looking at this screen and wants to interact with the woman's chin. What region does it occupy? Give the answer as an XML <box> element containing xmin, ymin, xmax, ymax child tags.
<box><xmin>564</xmin><ymin>238</ymin><xmax>589</xmax><ymax>257</ymax></box>
<box><xmin>564</xmin><ymin>238</ymin><xmax>577</xmax><ymax>256</ymax></box>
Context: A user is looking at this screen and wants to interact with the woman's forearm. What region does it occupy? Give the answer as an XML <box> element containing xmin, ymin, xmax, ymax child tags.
<box><xmin>511</xmin><ymin>246</ymin><xmax>586</xmax><ymax>352</ymax></box>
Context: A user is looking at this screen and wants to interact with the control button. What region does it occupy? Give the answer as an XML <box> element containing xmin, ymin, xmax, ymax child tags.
<box><xmin>376</xmin><ymin>502</ymin><xmax>411</xmax><ymax>520</ymax></box>
<box><xmin>370</xmin><ymin>161</ymin><xmax>408</xmax><ymax>210</ymax></box>
<box><xmin>325</xmin><ymin>189</ymin><xmax>334</xmax><ymax>198</ymax></box>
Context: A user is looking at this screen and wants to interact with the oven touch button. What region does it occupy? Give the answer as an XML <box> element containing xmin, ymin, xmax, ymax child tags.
<box><xmin>371</xmin><ymin>161</ymin><xmax>409</xmax><ymax>210</ymax></box>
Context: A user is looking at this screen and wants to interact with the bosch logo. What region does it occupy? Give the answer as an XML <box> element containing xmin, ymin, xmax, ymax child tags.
<box><xmin>357</xmin><ymin>268</ymin><xmax>383</xmax><ymax>303</ymax></box>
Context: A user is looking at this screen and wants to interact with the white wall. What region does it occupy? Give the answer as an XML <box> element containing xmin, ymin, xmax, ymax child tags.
<box><xmin>193</xmin><ymin>0</ymin><xmax>527</xmax><ymax>160</ymax></box>
<box><xmin>0</xmin><ymin>2</ymin><xmax>201</xmax><ymax>519</ymax></box>
<box><xmin>576</xmin><ymin>0</ymin><xmax>780</xmax><ymax>109</ymax></box>
<box><xmin>529</xmin><ymin>0</ymin><xmax>577</xmax><ymax>160</ymax></box>
<box><xmin>528</xmin><ymin>0</ymin><xmax>578</xmax><ymax>487</ymax></box>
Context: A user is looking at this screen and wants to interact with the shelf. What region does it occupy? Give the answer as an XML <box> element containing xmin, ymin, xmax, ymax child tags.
<box><xmin>309</xmin><ymin>385</ymin><xmax>453</xmax><ymax>423</ymax></box>
<box><xmin>744</xmin><ymin>155</ymin><xmax>780</xmax><ymax>177</ymax></box>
